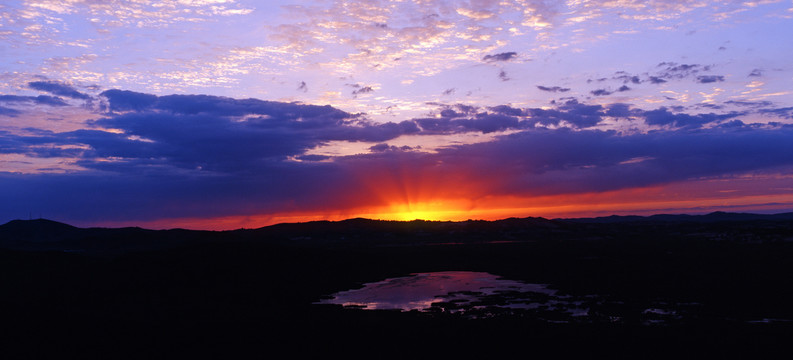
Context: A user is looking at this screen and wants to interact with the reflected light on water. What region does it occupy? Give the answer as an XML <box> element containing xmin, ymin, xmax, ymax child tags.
<box><xmin>316</xmin><ymin>271</ymin><xmax>555</xmax><ymax>311</ymax></box>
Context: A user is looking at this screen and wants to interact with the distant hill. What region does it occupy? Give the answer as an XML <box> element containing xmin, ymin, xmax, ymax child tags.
<box><xmin>2</xmin><ymin>211</ymin><xmax>792</xmax><ymax>253</ymax></box>
<box><xmin>559</xmin><ymin>211</ymin><xmax>793</xmax><ymax>224</ymax></box>
<box><xmin>0</xmin><ymin>218</ymin><xmax>83</xmax><ymax>243</ymax></box>
<box><xmin>0</xmin><ymin>218</ymin><xmax>208</xmax><ymax>253</ymax></box>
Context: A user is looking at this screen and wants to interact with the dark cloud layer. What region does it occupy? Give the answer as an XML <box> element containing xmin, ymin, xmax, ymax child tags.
<box><xmin>0</xmin><ymin>95</ymin><xmax>68</xmax><ymax>107</ymax></box>
<box><xmin>0</xmin><ymin>106</ymin><xmax>22</xmax><ymax>117</ymax></box>
<box><xmin>28</xmin><ymin>80</ymin><xmax>90</xmax><ymax>100</ymax></box>
<box><xmin>2</xmin><ymin>89</ymin><xmax>793</xmax><ymax>224</ymax></box>
<box><xmin>87</xmin><ymin>91</ymin><xmax>420</xmax><ymax>172</ymax></box>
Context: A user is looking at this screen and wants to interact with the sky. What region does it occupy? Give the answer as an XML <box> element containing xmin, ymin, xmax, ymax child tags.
<box><xmin>1</xmin><ymin>0</ymin><xmax>793</xmax><ymax>229</ymax></box>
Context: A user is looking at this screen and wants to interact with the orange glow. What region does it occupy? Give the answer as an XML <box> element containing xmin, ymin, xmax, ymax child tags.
<box><xmin>375</xmin><ymin>198</ymin><xmax>478</xmax><ymax>221</ymax></box>
<box><xmin>87</xmin><ymin>172</ymin><xmax>793</xmax><ymax>230</ymax></box>
<box><xmin>94</xmin><ymin>191</ymin><xmax>793</xmax><ymax>230</ymax></box>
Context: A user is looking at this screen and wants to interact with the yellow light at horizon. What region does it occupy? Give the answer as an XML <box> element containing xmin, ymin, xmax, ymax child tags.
<box><xmin>381</xmin><ymin>200</ymin><xmax>474</xmax><ymax>221</ymax></box>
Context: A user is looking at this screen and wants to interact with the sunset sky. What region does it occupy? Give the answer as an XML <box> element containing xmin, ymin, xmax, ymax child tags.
<box><xmin>2</xmin><ymin>0</ymin><xmax>793</xmax><ymax>229</ymax></box>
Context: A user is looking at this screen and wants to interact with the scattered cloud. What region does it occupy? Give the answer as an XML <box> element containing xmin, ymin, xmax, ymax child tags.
<box><xmin>482</xmin><ymin>52</ymin><xmax>518</xmax><ymax>62</ymax></box>
<box><xmin>348</xmin><ymin>83</ymin><xmax>375</xmax><ymax>97</ymax></box>
<box><xmin>590</xmin><ymin>85</ymin><xmax>629</xmax><ymax>96</ymax></box>
<box><xmin>696</xmin><ymin>75</ymin><xmax>725</xmax><ymax>83</ymax></box>
<box><xmin>537</xmin><ymin>85</ymin><xmax>570</xmax><ymax>93</ymax></box>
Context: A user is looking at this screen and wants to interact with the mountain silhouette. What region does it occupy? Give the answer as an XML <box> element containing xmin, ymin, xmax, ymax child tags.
<box><xmin>2</xmin><ymin>211</ymin><xmax>792</xmax><ymax>253</ymax></box>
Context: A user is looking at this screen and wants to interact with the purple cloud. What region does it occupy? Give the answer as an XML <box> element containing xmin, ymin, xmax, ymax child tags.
<box><xmin>28</xmin><ymin>80</ymin><xmax>90</xmax><ymax>100</ymax></box>
<box><xmin>482</xmin><ymin>52</ymin><xmax>518</xmax><ymax>62</ymax></box>
<box><xmin>537</xmin><ymin>85</ymin><xmax>570</xmax><ymax>93</ymax></box>
<box><xmin>1</xmin><ymin>95</ymin><xmax>68</xmax><ymax>107</ymax></box>
<box><xmin>3</xmin><ymin>89</ymin><xmax>793</xmax><ymax>224</ymax></box>
<box><xmin>696</xmin><ymin>75</ymin><xmax>725</xmax><ymax>83</ymax></box>
<box><xmin>0</xmin><ymin>106</ymin><xmax>22</xmax><ymax>117</ymax></box>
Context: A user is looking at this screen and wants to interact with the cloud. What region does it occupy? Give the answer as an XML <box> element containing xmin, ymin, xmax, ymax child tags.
<box><xmin>11</xmin><ymin>0</ymin><xmax>253</xmax><ymax>33</ymax></box>
<box><xmin>347</xmin><ymin>83</ymin><xmax>375</xmax><ymax>97</ymax></box>
<box><xmin>749</xmin><ymin>69</ymin><xmax>763</xmax><ymax>77</ymax></box>
<box><xmin>591</xmin><ymin>85</ymin><xmax>631</xmax><ymax>96</ymax></box>
<box><xmin>696</xmin><ymin>75</ymin><xmax>725</xmax><ymax>83</ymax></box>
<box><xmin>352</xmin><ymin>86</ymin><xmax>374</xmax><ymax>96</ymax></box>
<box><xmin>28</xmin><ymin>80</ymin><xmax>90</xmax><ymax>100</ymax></box>
<box><xmin>643</xmin><ymin>107</ymin><xmax>740</xmax><ymax>128</ymax></box>
<box><xmin>100</xmin><ymin>89</ymin><xmax>159</xmax><ymax>112</ymax></box>
<box><xmin>424</xmin><ymin>126</ymin><xmax>793</xmax><ymax>197</ymax></box>
<box><xmin>298</xmin><ymin>81</ymin><xmax>308</xmax><ymax>93</ymax></box>
<box><xmin>536</xmin><ymin>85</ymin><xmax>570</xmax><ymax>93</ymax></box>
<box><xmin>482</xmin><ymin>52</ymin><xmax>518</xmax><ymax>62</ymax></box>
<box><xmin>0</xmin><ymin>106</ymin><xmax>22</xmax><ymax>117</ymax></box>
<box><xmin>0</xmin><ymin>95</ymin><xmax>68</xmax><ymax>107</ymax></box>
<box><xmin>488</xmin><ymin>105</ymin><xmax>525</xmax><ymax>116</ymax></box>
<box><xmin>498</xmin><ymin>70</ymin><xmax>510</xmax><ymax>81</ymax></box>
<box><xmin>369</xmin><ymin>143</ymin><xmax>413</xmax><ymax>152</ymax></box>
<box><xmin>601</xmin><ymin>64</ymin><xmax>723</xmax><ymax>88</ymax></box>
<box><xmin>3</xmin><ymin>88</ymin><xmax>793</xmax><ymax>224</ymax></box>
<box><xmin>724</xmin><ymin>100</ymin><xmax>773</xmax><ymax>108</ymax></box>
<box><xmin>654</xmin><ymin>62</ymin><xmax>723</xmax><ymax>83</ymax></box>
<box><xmin>529</xmin><ymin>99</ymin><xmax>606</xmax><ymax>128</ymax></box>
<box><xmin>761</xmin><ymin>107</ymin><xmax>793</xmax><ymax>119</ymax></box>
<box><xmin>613</xmin><ymin>72</ymin><xmax>642</xmax><ymax>84</ymax></box>
<box><xmin>9</xmin><ymin>121</ymin><xmax>793</xmax><ymax>222</ymax></box>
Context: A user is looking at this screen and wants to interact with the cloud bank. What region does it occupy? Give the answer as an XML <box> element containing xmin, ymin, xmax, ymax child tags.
<box><xmin>2</xmin><ymin>88</ymin><xmax>793</xmax><ymax>227</ymax></box>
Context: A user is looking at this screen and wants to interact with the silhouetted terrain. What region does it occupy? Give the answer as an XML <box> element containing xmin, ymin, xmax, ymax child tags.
<box><xmin>2</xmin><ymin>213</ymin><xmax>793</xmax><ymax>358</ymax></box>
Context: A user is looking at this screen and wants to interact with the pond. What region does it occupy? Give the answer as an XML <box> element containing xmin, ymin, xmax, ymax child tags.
<box><xmin>315</xmin><ymin>271</ymin><xmax>589</xmax><ymax>319</ymax></box>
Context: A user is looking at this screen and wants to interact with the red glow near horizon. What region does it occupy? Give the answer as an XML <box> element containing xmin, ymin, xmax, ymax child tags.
<box><xmin>89</xmin><ymin>174</ymin><xmax>793</xmax><ymax>230</ymax></box>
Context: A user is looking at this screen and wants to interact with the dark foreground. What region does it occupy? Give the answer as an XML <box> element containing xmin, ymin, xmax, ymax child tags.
<box><xmin>2</xmin><ymin>213</ymin><xmax>793</xmax><ymax>358</ymax></box>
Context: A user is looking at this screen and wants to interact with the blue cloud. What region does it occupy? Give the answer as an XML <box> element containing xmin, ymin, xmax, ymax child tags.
<box><xmin>536</xmin><ymin>85</ymin><xmax>570</xmax><ymax>93</ymax></box>
<box><xmin>0</xmin><ymin>106</ymin><xmax>22</xmax><ymax>117</ymax></box>
<box><xmin>696</xmin><ymin>75</ymin><xmax>725</xmax><ymax>83</ymax></box>
<box><xmin>28</xmin><ymin>81</ymin><xmax>90</xmax><ymax>100</ymax></box>
<box><xmin>482</xmin><ymin>52</ymin><xmax>517</xmax><ymax>62</ymax></box>
<box><xmin>3</xmin><ymin>89</ymin><xmax>793</xmax><ymax>224</ymax></box>
<box><xmin>0</xmin><ymin>95</ymin><xmax>68</xmax><ymax>107</ymax></box>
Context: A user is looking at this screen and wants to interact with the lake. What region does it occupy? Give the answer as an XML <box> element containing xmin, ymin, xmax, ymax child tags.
<box><xmin>315</xmin><ymin>271</ymin><xmax>590</xmax><ymax>319</ymax></box>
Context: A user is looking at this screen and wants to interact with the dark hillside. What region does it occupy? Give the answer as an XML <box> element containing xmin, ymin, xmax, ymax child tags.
<box><xmin>1</xmin><ymin>213</ymin><xmax>793</xmax><ymax>358</ymax></box>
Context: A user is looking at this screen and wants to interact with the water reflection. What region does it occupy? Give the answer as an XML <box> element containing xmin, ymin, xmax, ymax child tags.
<box><xmin>316</xmin><ymin>271</ymin><xmax>575</xmax><ymax>316</ymax></box>
<box><xmin>317</xmin><ymin>272</ymin><xmax>783</xmax><ymax>324</ymax></box>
